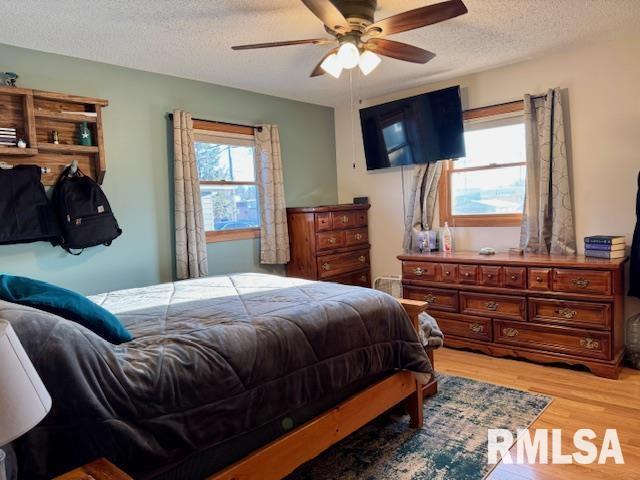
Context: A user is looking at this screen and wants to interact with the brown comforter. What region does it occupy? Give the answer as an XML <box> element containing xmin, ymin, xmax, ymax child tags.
<box><xmin>3</xmin><ymin>273</ymin><xmax>431</xmax><ymax>478</ymax></box>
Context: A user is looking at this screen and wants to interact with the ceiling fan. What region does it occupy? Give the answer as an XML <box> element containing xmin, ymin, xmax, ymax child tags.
<box><xmin>231</xmin><ymin>0</ymin><xmax>468</xmax><ymax>78</ymax></box>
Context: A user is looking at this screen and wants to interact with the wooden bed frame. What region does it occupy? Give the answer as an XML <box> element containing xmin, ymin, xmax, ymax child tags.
<box><xmin>209</xmin><ymin>298</ymin><xmax>437</xmax><ymax>480</ymax></box>
<box><xmin>55</xmin><ymin>300</ymin><xmax>437</xmax><ymax>480</ymax></box>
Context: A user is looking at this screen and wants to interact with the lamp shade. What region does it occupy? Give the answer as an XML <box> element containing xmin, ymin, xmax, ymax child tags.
<box><xmin>0</xmin><ymin>320</ymin><xmax>51</xmax><ymax>445</ymax></box>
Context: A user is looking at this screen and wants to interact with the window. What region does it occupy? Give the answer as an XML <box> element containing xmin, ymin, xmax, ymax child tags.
<box><xmin>194</xmin><ymin>121</ymin><xmax>260</xmax><ymax>242</ymax></box>
<box><xmin>439</xmin><ymin>102</ymin><xmax>526</xmax><ymax>227</ymax></box>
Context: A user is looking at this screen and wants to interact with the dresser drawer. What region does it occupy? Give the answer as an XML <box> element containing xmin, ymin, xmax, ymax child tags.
<box><xmin>317</xmin><ymin>249</ymin><xmax>369</xmax><ymax>279</ymax></box>
<box><xmin>344</xmin><ymin>228</ymin><xmax>368</xmax><ymax>247</ymax></box>
<box><xmin>433</xmin><ymin>312</ymin><xmax>492</xmax><ymax>342</ymax></box>
<box><xmin>552</xmin><ymin>269</ymin><xmax>612</xmax><ymax>295</ymax></box>
<box><xmin>460</xmin><ymin>292</ymin><xmax>526</xmax><ymax>321</ymax></box>
<box><xmin>354</xmin><ymin>210</ymin><xmax>368</xmax><ymax>227</ymax></box>
<box><xmin>330</xmin><ymin>211</ymin><xmax>356</xmax><ymax>230</ymax></box>
<box><xmin>529</xmin><ymin>298</ymin><xmax>611</xmax><ymax>330</ymax></box>
<box><xmin>403</xmin><ymin>287</ymin><xmax>458</xmax><ymax>313</ymax></box>
<box><xmin>402</xmin><ymin>262</ymin><xmax>439</xmax><ymax>282</ymax></box>
<box><xmin>315</xmin><ymin>213</ymin><xmax>331</xmax><ymax>232</ymax></box>
<box><xmin>459</xmin><ymin>264</ymin><xmax>479</xmax><ymax>285</ymax></box>
<box><xmin>503</xmin><ymin>267</ymin><xmax>526</xmax><ymax>289</ymax></box>
<box><xmin>529</xmin><ymin>268</ymin><xmax>551</xmax><ymax>291</ymax></box>
<box><xmin>440</xmin><ymin>263</ymin><xmax>458</xmax><ymax>283</ymax></box>
<box><xmin>494</xmin><ymin>320</ymin><xmax>611</xmax><ymax>360</ymax></box>
<box><xmin>331</xmin><ymin>269</ymin><xmax>370</xmax><ymax>287</ymax></box>
<box><xmin>316</xmin><ymin>231</ymin><xmax>344</xmax><ymax>251</ymax></box>
<box><xmin>479</xmin><ymin>265</ymin><xmax>501</xmax><ymax>287</ymax></box>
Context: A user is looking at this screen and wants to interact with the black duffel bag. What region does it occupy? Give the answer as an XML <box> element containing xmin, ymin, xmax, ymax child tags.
<box><xmin>52</xmin><ymin>166</ymin><xmax>122</xmax><ymax>254</ymax></box>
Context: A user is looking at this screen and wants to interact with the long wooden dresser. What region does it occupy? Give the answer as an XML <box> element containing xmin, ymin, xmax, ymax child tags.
<box><xmin>397</xmin><ymin>252</ymin><xmax>628</xmax><ymax>378</ymax></box>
<box><xmin>286</xmin><ymin>204</ymin><xmax>371</xmax><ymax>287</ymax></box>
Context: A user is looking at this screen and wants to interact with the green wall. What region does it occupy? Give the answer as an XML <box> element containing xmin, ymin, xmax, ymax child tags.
<box><xmin>0</xmin><ymin>43</ymin><xmax>337</xmax><ymax>294</ymax></box>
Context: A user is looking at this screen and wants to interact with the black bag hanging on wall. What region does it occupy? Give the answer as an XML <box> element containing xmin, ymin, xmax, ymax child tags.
<box><xmin>0</xmin><ymin>165</ymin><xmax>61</xmax><ymax>245</ymax></box>
<box><xmin>52</xmin><ymin>166</ymin><xmax>122</xmax><ymax>254</ymax></box>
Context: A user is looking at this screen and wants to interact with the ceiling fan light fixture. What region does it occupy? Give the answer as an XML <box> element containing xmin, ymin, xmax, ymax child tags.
<box><xmin>358</xmin><ymin>50</ymin><xmax>381</xmax><ymax>75</ymax></box>
<box><xmin>337</xmin><ymin>42</ymin><xmax>360</xmax><ymax>69</ymax></box>
<box><xmin>320</xmin><ymin>53</ymin><xmax>343</xmax><ymax>78</ymax></box>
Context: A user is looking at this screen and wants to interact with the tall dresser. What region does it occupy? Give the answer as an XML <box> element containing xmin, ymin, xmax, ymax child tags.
<box><xmin>397</xmin><ymin>252</ymin><xmax>628</xmax><ymax>378</ymax></box>
<box><xmin>286</xmin><ymin>204</ymin><xmax>371</xmax><ymax>287</ymax></box>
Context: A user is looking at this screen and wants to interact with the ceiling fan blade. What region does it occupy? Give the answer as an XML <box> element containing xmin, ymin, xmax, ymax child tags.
<box><xmin>301</xmin><ymin>0</ymin><xmax>350</xmax><ymax>33</ymax></box>
<box><xmin>365</xmin><ymin>0</ymin><xmax>467</xmax><ymax>36</ymax></box>
<box><xmin>364</xmin><ymin>38</ymin><xmax>435</xmax><ymax>64</ymax></box>
<box><xmin>232</xmin><ymin>39</ymin><xmax>332</xmax><ymax>50</ymax></box>
<box><xmin>310</xmin><ymin>47</ymin><xmax>339</xmax><ymax>77</ymax></box>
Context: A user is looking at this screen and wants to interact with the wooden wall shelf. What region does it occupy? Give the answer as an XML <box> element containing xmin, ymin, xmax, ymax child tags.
<box><xmin>0</xmin><ymin>85</ymin><xmax>108</xmax><ymax>185</ymax></box>
<box><xmin>38</xmin><ymin>144</ymin><xmax>99</xmax><ymax>154</ymax></box>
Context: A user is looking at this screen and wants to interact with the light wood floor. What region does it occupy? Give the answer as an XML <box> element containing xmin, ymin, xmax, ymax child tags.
<box><xmin>433</xmin><ymin>347</ymin><xmax>640</xmax><ymax>479</ymax></box>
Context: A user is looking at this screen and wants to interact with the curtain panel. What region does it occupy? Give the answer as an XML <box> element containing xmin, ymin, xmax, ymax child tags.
<box><xmin>173</xmin><ymin>110</ymin><xmax>209</xmax><ymax>279</ymax></box>
<box><xmin>403</xmin><ymin>161</ymin><xmax>443</xmax><ymax>252</ymax></box>
<box><xmin>254</xmin><ymin>124</ymin><xmax>290</xmax><ymax>264</ymax></box>
<box><xmin>519</xmin><ymin>89</ymin><xmax>576</xmax><ymax>255</ymax></box>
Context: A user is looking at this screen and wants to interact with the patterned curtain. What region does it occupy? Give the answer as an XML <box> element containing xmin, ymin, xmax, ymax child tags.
<box><xmin>255</xmin><ymin>124</ymin><xmax>290</xmax><ymax>264</ymax></box>
<box><xmin>519</xmin><ymin>89</ymin><xmax>576</xmax><ymax>255</ymax></box>
<box><xmin>403</xmin><ymin>161</ymin><xmax>443</xmax><ymax>252</ymax></box>
<box><xmin>173</xmin><ymin>110</ymin><xmax>208</xmax><ymax>279</ymax></box>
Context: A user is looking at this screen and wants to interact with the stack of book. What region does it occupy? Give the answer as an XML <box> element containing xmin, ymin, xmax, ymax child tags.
<box><xmin>0</xmin><ymin>127</ymin><xmax>17</xmax><ymax>147</ymax></box>
<box><xmin>584</xmin><ymin>235</ymin><xmax>626</xmax><ymax>259</ymax></box>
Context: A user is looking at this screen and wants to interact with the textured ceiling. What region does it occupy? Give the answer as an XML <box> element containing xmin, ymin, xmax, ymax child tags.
<box><xmin>1</xmin><ymin>0</ymin><xmax>639</xmax><ymax>107</ymax></box>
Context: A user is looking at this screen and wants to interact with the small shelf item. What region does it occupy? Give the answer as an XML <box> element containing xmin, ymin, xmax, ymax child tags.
<box><xmin>0</xmin><ymin>85</ymin><xmax>108</xmax><ymax>185</ymax></box>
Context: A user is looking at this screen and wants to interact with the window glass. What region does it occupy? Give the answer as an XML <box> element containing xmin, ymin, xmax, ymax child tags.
<box><xmin>194</xmin><ymin>137</ymin><xmax>260</xmax><ymax>232</ymax></box>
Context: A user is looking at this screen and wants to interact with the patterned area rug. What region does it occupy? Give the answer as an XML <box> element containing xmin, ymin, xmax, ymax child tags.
<box><xmin>288</xmin><ymin>375</ymin><xmax>552</xmax><ymax>480</ymax></box>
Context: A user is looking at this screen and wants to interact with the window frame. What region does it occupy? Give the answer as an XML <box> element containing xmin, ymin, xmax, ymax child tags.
<box><xmin>193</xmin><ymin>120</ymin><xmax>261</xmax><ymax>243</ymax></box>
<box><xmin>439</xmin><ymin>101</ymin><xmax>525</xmax><ymax>227</ymax></box>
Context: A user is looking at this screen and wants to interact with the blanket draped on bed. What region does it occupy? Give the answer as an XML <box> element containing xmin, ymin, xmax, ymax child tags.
<box><xmin>1</xmin><ymin>273</ymin><xmax>431</xmax><ymax>478</ymax></box>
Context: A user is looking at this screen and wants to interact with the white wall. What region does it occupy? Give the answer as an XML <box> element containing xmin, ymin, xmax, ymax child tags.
<box><xmin>335</xmin><ymin>31</ymin><xmax>640</xmax><ymax>316</ymax></box>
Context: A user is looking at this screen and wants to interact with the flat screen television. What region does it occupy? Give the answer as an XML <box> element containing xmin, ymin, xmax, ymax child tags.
<box><xmin>359</xmin><ymin>86</ymin><xmax>465</xmax><ymax>171</ymax></box>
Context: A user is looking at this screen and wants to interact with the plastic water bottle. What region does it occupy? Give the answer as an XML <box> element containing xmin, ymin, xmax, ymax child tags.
<box><xmin>441</xmin><ymin>222</ymin><xmax>453</xmax><ymax>253</ymax></box>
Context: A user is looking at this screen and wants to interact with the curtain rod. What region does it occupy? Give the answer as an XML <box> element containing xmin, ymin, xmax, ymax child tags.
<box><xmin>166</xmin><ymin>113</ymin><xmax>262</xmax><ymax>132</ymax></box>
<box><xmin>465</xmin><ymin>93</ymin><xmax>549</xmax><ymax>113</ymax></box>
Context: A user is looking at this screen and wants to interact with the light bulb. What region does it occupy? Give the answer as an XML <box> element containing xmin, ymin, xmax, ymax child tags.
<box><xmin>337</xmin><ymin>42</ymin><xmax>360</xmax><ymax>69</ymax></box>
<box><xmin>320</xmin><ymin>53</ymin><xmax>343</xmax><ymax>79</ymax></box>
<box><xmin>358</xmin><ymin>50</ymin><xmax>381</xmax><ymax>75</ymax></box>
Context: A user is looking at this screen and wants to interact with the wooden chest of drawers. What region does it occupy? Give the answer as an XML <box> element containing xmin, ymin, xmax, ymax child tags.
<box><xmin>398</xmin><ymin>252</ymin><xmax>628</xmax><ymax>378</ymax></box>
<box><xmin>286</xmin><ymin>204</ymin><xmax>371</xmax><ymax>287</ymax></box>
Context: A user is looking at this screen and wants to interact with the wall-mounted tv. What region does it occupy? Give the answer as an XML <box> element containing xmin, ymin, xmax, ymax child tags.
<box><xmin>359</xmin><ymin>86</ymin><xmax>465</xmax><ymax>171</ymax></box>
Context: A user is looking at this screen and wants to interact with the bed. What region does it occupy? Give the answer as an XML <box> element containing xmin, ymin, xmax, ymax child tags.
<box><xmin>1</xmin><ymin>273</ymin><xmax>433</xmax><ymax>479</ymax></box>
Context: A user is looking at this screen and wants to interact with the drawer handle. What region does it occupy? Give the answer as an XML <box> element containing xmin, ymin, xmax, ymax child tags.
<box><xmin>328</xmin><ymin>236</ymin><xmax>336</xmax><ymax>244</ymax></box>
<box><xmin>580</xmin><ymin>337</ymin><xmax>600</xmax><ymax>350</ymax></box>
<box><xmin>469</xmin><ymin>323</ymin><xmax>484</xmax><ymax>333</ymax></box>
<box><xmin>359</xmin><ymin>275</ymin><xmax>367</xmax><ymax>282</ymax></box>
<box><xmin>444</xmin><ymin>271</ymin><xmax>451</xmax><ymax>277</ymax></box>
<box><xmin>341</xmin><ymin>215</ymin><xmax>349</xmax><ymax>224</ymax></box>
<box><xmin>321</xmin><ymin>262</ymin><xmax>331</xmax><ymax>271</ymax></box>
<box><xmin>487</xmin><ymin>274</ymin><xmax>494</xmax><ymax>279</ymax></box>
<box><xmin>557</xmin><ymin>307</ymin><xmax>577</xmax><ymax>319</ymax></box>
<box><xmin>413</xmin><ymin>267</ymin><xmax>424</xmax><ymax>276</ymax></box>
<box><xmin>503</xmin><ymin>327</ymin><xmax>519</xmax><ymax>337</ymax></box>
<box><xmin>358</xmin><ymin>255</ymin><xmax>366</xmax><ymax>263</ymax></box>
<box><xmin>355</xmin><ymin>233</ymin><xmax>363</xmax><ymax>241</ymax></box>
<box><xmin>572</xmin><ymin>278</ymin><xmax>590</xmax><ymax>289</ymax></box>
<box><xmin>536</xmin><ymin>276</ymin><xmax>543</xmax><ymax>282</ymax></box>
<box><xmin>424</xmin><ymin>294</ymin><xmax>437</xmax><ymax>304</ymax></box>
<box><xmin>511</xmin><ymin>274</ymin><xmax>519</xmax><ymax>281</ymax></box>
<box><xmin>464</xmin><ymin>272</ymin><xmax>471</xmax><ymax>277</ymax></box>
<box><xmin>485</xmin><ymin>301</ymin><xmax>499</xmax><ymax>311</ymax></box>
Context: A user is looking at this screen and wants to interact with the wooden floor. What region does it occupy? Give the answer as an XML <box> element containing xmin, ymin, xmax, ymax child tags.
<box><xmin>434</xmin><ymin>347</ymin><xmax>640</xmax><ymax>480</ymax></box>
